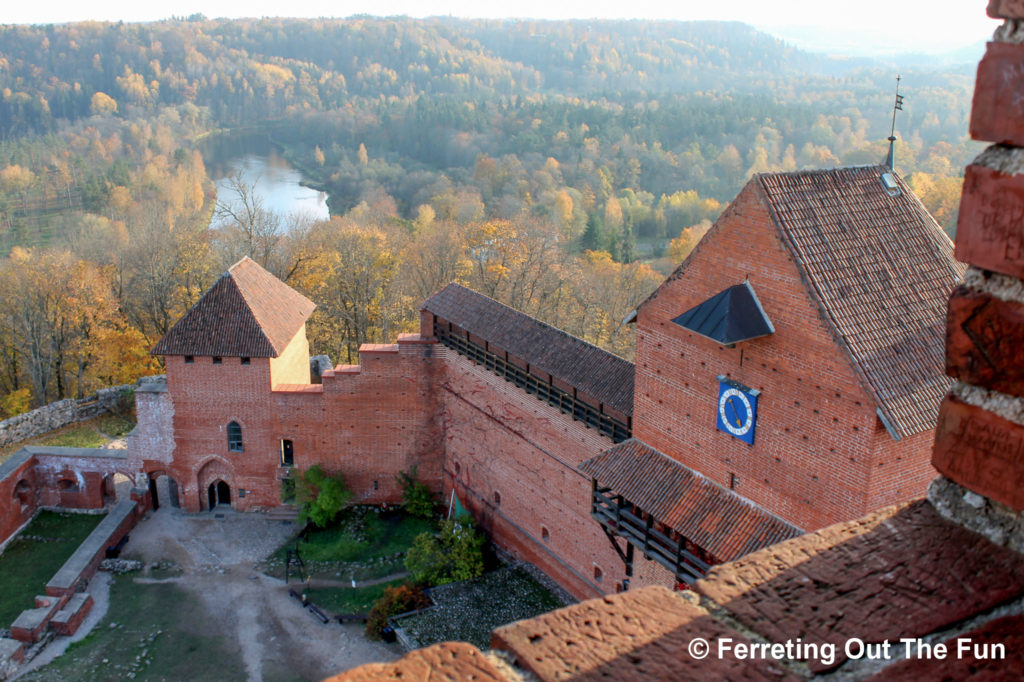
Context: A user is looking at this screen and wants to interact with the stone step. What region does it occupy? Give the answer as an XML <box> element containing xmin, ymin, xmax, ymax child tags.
<box><xmin>265</xmin><ymin>505</ymin><xmax>300</xmax><ymax>521</ymax></box>
<box><xmin>50</xmin><ymin>593</ymin><xmax>94</xmax><ymax>636</ymax></box>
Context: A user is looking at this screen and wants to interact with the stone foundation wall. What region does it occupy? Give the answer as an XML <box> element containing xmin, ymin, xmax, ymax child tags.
<box><xmin>0</xmin><ymin>377</ymin><xmax>162</xmax><ymax>449</ymax></box>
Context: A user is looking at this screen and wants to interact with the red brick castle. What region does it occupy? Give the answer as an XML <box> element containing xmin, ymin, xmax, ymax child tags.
<box><xmin>129</xmin><ymin>164</ymin><xmax>961</xmax><ymax>599</ymax></box>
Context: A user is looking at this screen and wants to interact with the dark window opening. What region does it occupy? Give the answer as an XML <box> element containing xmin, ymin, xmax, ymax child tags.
<box><xmin>594</xmin><ymin>566</ymin><xmax>603</xmax><ymax>582</ymax></box>
<box><xmin>213</xmin><ymin>357</ymin><xmax>223</xmax><ymax>365</ymax></box>
<box><xmin>241</xmin><ymin>357</ymin><xmax>250</xmax><ymax>365</ymax></box>
<box><xmin>280</xmin><ymin>439</ymin><xmax>293</xmax><ymax>466</ymax></box>
<box><xmin>228</xmin><ymin>421</ymin><xmax>243</xmax><ymax>452</ymax></box>
<box><xmin>493</xmin><ymin>491</ymin><xmax>501</xmax><ymax>505</ymax></box>
<box><xmin>374</xmin><ymin>480</ymin><xmax>379</xmax><ymax>490</ymax></box>
<box><xmin>184</xmin><ymin>356</ymin><xmax>194</xmax><ymax>364</ymax></box>
<box><xmin>541</xmin><ymin>526</ymin><xmax>550</xmax><ymax>542</ymax></box>
<box><xmin>729</xmin><ymin>473</ymin><xmax>738</xmax><ymax>490</ymax></box>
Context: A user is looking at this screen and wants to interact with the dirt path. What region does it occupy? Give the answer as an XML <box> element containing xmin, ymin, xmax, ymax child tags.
<box><xmin>109</xmin><ymin>508</ymin><xmax>398</xmax><ymax>681</ymax></box>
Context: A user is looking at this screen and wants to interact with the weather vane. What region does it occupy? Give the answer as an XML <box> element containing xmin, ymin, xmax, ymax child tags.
<box><xmin>886</xmin><ymin>75</ymin><xmax>904</xmax><ymax>171</ymax></box>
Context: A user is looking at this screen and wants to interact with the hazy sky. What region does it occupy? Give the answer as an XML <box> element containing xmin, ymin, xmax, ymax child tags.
<box><xmin>6</xmin><ymin>0</ymin><xmax>1000</xmax><ymax>56</ymax></box>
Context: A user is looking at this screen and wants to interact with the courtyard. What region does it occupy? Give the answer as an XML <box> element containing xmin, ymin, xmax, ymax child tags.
<box><xmin>17</xmin><ymin>508</ymin><xmax>398</xmax><ymax>681</ymax></box>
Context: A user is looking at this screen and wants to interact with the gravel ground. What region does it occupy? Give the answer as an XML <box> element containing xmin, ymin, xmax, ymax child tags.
<box><xmin>25</xmin><ymin>507</ymin><xmax>399</xmax><ymax>681</ymax></box>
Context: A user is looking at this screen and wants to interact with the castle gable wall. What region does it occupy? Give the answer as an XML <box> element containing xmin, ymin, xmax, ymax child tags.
<box><xmin>634</xmin><ymin>185</ymin><xmax>915</xmax><ymax>530</ymax></box>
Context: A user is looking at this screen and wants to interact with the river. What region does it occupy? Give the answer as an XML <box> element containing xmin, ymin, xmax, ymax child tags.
<box><xmin>201</xmin><ymin>133</ymin><xmax>330</xmax><ymax>228</ymax></box>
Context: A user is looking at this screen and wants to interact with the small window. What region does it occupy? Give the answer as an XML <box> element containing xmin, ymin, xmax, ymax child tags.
<box><xmin>493</xmin><ymin>491</ymin><xmax>501</xmax><ymax>505</ymax></box>
<box><xmin>454</xmin><ymin>461</ymin><xmax>461</xmax><ymax>475</ymax></box>
<box><xmin>213</xmin><ymin>357</ymin><xmax>223</xmax><ymax>365</ymax></box>
<box><xmin>184</xmin><ymin>356</ymin><xmax>194</xmax><ymax>364</ymax></box>
<box><xmin>541</xmin><ymin>526</ymin><xmax>549</xmax><ymax>542</ymax></box>
<box><xmin>594</xmin><ymin>566</ymin><xmax>603</xmax><ymax>583</ymax></box>
<box><xmin>228</xmin><ymin>421</ymin><xmax>243</xmax><ymax>452</ymax></box>
<box><xmin>280</xmin><ymin>439</ymin><xmax>293</xmax><ymax>466</ymax></box>
<box><xmin>241</xmin><ymin>357</ymin><xmax>250</xmax><ymax>365</ymax></box>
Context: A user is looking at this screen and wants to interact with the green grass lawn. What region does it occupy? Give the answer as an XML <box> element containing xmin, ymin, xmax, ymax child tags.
<box><xmin>33</xmin><ymin>425</ymin><xmax>110</xmax><ymax>448</ymax></box>
<box><xmin>22</xmin><ymin>575</ymin><xmax>245</xmax><ymax>682</ymax></box>
<box><xmin>0</xmin><ymin>511</ymin><xmax>106</xmax><ymax>627</ymax></box>
<box><xmin>0</xmin><ymin>412</ymin><xmax>137</xmax><ymax>462</ymax></box>
<box><xmin>263</xmin><ymin>507</ymin><xmax>435</xmax><ymax>581</ymax></box>
<box><xmin>304</xmin><ymin>578</ymin><xmax>406</xmax><ymax>615</ymax></box>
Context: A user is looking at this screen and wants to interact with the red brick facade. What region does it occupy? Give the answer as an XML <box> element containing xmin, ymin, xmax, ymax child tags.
<box><xmin>634</xmin><ymin>181</ymin><xmax>945</xmax><ymax>531</ymax></box>
<box><xmin>0</xmin><ymin>449</ymin><xmax>137</xmax><ymax>547</ymax></box>
<box><xmin>138</xmin><ymin>184</ymin><xmax>955</xmax><ymax>593</ymax></box>
<box><xmin>440</xmin><ymin>350</ymin><xmax>628</xmax><ymax>599</ymax></box>
<box><xmin>144</xmin><ymin>335</ymin><xmax>444</xmax><ymax>513</ymax></box>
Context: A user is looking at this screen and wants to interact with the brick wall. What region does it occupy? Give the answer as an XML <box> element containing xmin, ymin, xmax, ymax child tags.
<box><xmin>440</xmin><ymin>350</ymin><xmax>632</xmax><ymax>600</ymax></box>
<box><xmin>154</xmin><ymin>334</ymin><xmax>445</xmax><ymax>512</ymax></box>
<box><xmin>0</xmin><ymin>449</ymin><xmax>136</xmax><ymax>547</ymax></box>
<box><xmin>634</xmin><ymin>184</ymin><xmax>934</xmax><ymax>531</ymax></box>
<box><xmin>0</xmin><ymin>455</ymin><xmax>38</xmax><ymax>547</ymax></box>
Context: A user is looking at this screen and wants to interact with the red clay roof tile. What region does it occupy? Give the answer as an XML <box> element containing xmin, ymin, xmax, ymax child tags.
<box><xmin>151</xmin><ymin>257</ymin><xmax>315</xmax><ymax>358</ymax></box>
<box><xmin>423</xmin><ymin>283</ymin><xmax>634</xmax><ymax>416</ymax></box>
<box><xmin>580</xmin><ymin>438</ymin><xmax>803</xmax><ymax>562</ymax></box>
<box><xmin>757</xmin><ymin>167</ymin><xmax>964</xmax><ymax>438</ymax></box>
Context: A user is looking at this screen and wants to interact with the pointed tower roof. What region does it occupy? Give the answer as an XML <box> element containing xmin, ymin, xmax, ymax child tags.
<box><xmin>152</xmin><ymin>257</ymin><xmax>315</xmax><ymax>358</ymax></box>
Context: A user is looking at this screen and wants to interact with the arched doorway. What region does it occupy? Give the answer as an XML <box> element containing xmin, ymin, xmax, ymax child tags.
<box><xmin>148</xmin><ymin>472</ymin><xmax>181</xmax><ymax>511</ymax></box>
<box><xmin>208</xmin><ymin>480</ymin><xmax>231</xmax><ymax>509</ymax></box>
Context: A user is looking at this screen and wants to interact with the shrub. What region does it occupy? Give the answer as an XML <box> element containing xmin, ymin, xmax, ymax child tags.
<box><xmin>404</xmin><ymin>519</ymin><xmax>485</xmax><ymax>586</ymax></box>
<box><xmin>396</xmin><ymin>466</ymin><xmax>435</xmax><ymax>518</ymax></box>
<box><xmin>365</xmin><ymin>582</ymin><xmax>431</xmax><ymax>639</ymax></box>
<box><xmin>280</xmin><ymin>475</ymin><xmax>296</xmax><ymax>503</ymax></box>
<box><xmin>296</xmin><ymin>465</ymin><xmax>352</xmax><ymax>528</ymax></box>
<box><xmin>110</xmin><ymin>387</ymin><xmax>135</xmax><ymax>419</ymax></box>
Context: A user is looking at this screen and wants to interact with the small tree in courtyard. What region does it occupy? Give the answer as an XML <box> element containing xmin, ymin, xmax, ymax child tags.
<box><xmin>396</xmin><ymin>466</ymin><xmax>435</xmax><ymax>518</ymax></box>
<box><xmin>404</xmin><ymin>518</ymin><xmax>485</xmax><ymax>586</ymax></box>
<box><xmin>296</xmin><ymin>464</ymin><xmax>352</xmax><ymax>528</ymax></box>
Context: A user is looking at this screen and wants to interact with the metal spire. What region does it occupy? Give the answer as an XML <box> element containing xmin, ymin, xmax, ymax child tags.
<box><xmin>886</xmin><ymin>75</ymin><xmax>904</xmax><ymax>171</ymax></box>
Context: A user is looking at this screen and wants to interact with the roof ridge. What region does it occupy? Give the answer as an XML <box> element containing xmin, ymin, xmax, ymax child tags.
<box><xmin>224</xmin><ymin>264</ymin><xmax>279</xmax><ymax>353</ymax></box>
<box><xmin>428</xmin><ymin>283</ymin><xmax>629</xmax><ymax>362</ymax></box>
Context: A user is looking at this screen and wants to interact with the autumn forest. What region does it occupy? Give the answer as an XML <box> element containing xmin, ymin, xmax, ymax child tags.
<box><xmin>0</xmin><ymin>16</ymin><xmax>977</xmax><ymax>414</ymax></box>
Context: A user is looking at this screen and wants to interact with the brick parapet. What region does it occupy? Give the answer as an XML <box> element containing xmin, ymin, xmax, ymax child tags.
<box><xmin>939</xmin><ymin>10</ymin><xmax>1024</xmax><ymax>527</ymax></box>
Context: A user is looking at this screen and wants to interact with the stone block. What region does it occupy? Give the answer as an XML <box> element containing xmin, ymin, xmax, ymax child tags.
<box><xmin>867</xmin><ymin>614</ymin><xmax>1024</xmax><ymax>680</ymax></box>
<box><xmin>989</xmin><ymin>0</ymin><xmax>1024</xmax><ymax>18</ymax></box>
<box><xmin>50</xmin><ymin>593</ymin><xmax>94</xmax><ymax>636</ymax></box>
<box><xmin>947</xmin><ymin>285</ymin><xmax>1024</xmax><ymax>396</ymax></box>
<box><xmin>956</xmin><ymin>163</ymin><xmax>1024</xmax><ymax>278</ymax></box>
<box><xmin>932</xmin><ymin>395</ymin><xmax>1024</xmax><ymax>511</ymax></box>
<box><xmin>696</xmin><ymin>500</ymin><xmax>1024</xmax><ymax>673</ymax></box>
<box><xmin>971</xmin><ymin>42</ymin><xmax>1024</xmax><ymax>145</ymax></box>
<box><xmin>325</xmin><ymin>642</ymin><xmax>506</xmax><ymax>682</ymax></box>
<box><xmin>493</xmin><ymin>587</ymin><xmax>797</xmax><ymax>680</ymax></box>
<box><xmin>0</xmin><ymin>637</ymin><xmax>24</xmax><ymax>664</ymax></box>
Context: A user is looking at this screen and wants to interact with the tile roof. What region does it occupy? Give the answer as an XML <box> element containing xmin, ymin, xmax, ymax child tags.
<box><xmin>671</xmin><ymin>281</ymin><xmax>774</xmax><ymax>345</ymax></box>
<box><xmin>580</xmin><ymin>438</ymin><xmax>803</xmax><ymax>562</ymax></box>
<box><xmin>152</xmin><ymin>257</ymin><xmax>315</xmax><ymax>358</ymax></box>
<box><xmin>758</xmin><ymin>166</ymin><xmax>964</xmax><ymax>439</ymax></box>
<box><xmin>422</xmin><ymin>283</ymin><xmax>634</xmax><ymax>416</ymax></box>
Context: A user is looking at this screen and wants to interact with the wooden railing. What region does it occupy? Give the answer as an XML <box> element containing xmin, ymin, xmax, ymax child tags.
<box><xmin>435</xmin><ymin>325</ymin><xmax>631</xmax><ymax>443</ymax></box>
<box><xmin>591</xmin><ymin>483</ymin><xmax>710</xmax><ymax>585</ymax></box>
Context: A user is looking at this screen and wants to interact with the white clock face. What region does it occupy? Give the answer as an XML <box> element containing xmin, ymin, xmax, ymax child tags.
<box><xmin>719</xmin><ymin>388</ymin><xmax>753</xmax><ymax>436</ymax></box>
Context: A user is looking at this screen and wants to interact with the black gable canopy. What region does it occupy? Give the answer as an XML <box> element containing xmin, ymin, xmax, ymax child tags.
<box><xmin>671</xmin><ymin>281</ymin><xmax>774</xmax><ymax>346</ymax></box>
